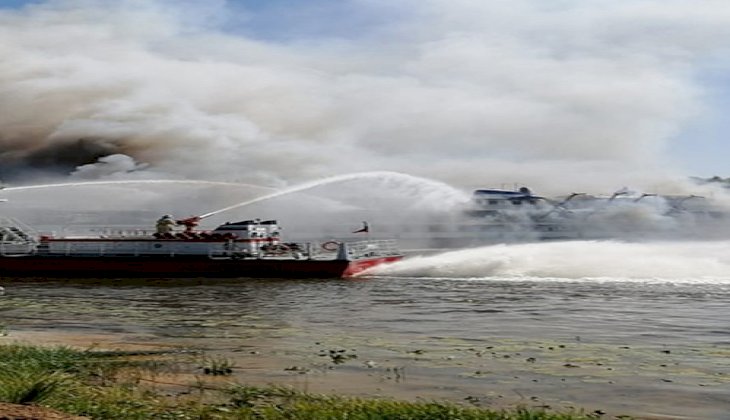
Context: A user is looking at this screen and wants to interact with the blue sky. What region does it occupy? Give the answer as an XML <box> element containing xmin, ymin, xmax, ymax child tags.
<box><xmin>1</xmin><ymin>0</ymin><xmax>729</xmax><ymax>187</ymax></box>
<box><xmin>667</xmin><ymin>64</ymin><xmax>730</xmax><ymax>177</ymax></box>
<box><xmin>0</xmin><ymin>0</ymin><xmax>30</xmax><ymax>7</ymax></box>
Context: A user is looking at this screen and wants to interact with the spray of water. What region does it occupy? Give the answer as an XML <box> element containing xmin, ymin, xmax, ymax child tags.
<box><xmin>198</xmin><ymin>171</ymin><xmax>469</xmax><ymax>219</ymax></box>
<box><xmin>370</xmin><ymin>240</ymin><xmax>730</xmax><ymax>283</ymax></box>
<box><xmin>0</xmin><ymin>172</ymin><xmax>469</xmax><ymax>242</ymax></box>
<box><xmin>0</xmin><ymin>179</ymin><xmax>278</xmax><ymax>228</ymax></box>
<box><xmin>2</xmin><ymin>179</ymin><xmax>273</xmax><ymax>193</ymax></box>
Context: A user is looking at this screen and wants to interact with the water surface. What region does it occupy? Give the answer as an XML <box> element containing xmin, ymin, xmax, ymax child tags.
<box><xmin>2</xmin><ymin>274</ymin><xmax>729</xmax><ymax>419</ymax></box>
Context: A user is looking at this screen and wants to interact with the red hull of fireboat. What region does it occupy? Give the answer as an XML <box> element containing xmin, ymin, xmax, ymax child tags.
<box><xmin>0</xmin><ymin>254</ymin><xmax>403</xmax><ymax>279</ymax></box>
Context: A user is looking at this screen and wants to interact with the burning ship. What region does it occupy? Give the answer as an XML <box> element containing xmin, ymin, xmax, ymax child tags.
<box><xmin>0</xmin><ymin>212</ymin><xmax>403</xmax><ymax>279</ymax></box>
<box><xmin>360</xmin><ymin>185</ymin><xmax>730</xmax><ymax>250</ymax></box>
<box><xmin>450</xmin><ymin>186</ymin><xmax>729</xmax><ymax>244</ymax></box>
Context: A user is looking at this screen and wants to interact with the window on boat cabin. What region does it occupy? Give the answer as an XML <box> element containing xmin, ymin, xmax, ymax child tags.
<box><xmin>511</xmin><ymin>200</ymin><xmax>522</xmax><ymax>205</ymax></box>
<box><xmin>488</xmin><ymin>200</ymin><xmax>499</xmax><ymax>205</ymax></box>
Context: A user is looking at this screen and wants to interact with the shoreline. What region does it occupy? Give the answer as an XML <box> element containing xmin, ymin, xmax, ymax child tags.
<box><xmin>3</xmin><ymin>328</ymin><xmax>728</xmax><ymax>419</ymax></box>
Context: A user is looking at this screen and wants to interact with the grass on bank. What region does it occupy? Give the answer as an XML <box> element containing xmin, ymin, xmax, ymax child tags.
<box><xmin>0</xmin><ymin>343</ymin><xmax>607</xmax><ymax>420</ymax></box>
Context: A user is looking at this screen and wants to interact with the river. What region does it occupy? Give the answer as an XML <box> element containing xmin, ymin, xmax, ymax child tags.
<box><xmin>1</xmin><ymin>241</ymin><xmax>730</xmax><ymax>419</ymax></box>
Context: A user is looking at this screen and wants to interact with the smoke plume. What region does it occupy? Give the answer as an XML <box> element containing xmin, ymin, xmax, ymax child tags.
<box><xmin>1</xmin><ymin>0</ymin><xmax>729</xmax><ymax>193</ymax></box>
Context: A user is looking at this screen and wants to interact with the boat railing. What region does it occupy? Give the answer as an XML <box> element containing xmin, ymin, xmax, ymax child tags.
<box><xmin>342</xmin><ymin>239</ymin><xmax>402</xmax><ymax>259</ymax></box>
<box><xmin>0</xmin><ymin>216</ymin><xmax>39</xmax><ymax>256</ymax></box>
<box><xmin>88</xmin><ymin>227</ymin><xmax>155</xmax><ymax>238</ymax></box>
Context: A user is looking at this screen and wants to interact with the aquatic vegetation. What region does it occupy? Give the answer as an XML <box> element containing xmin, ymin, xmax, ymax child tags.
<box><xmin>198</xmin><ymin>355</ymin><xmax>236</xmax><ymax>375</ymax></box>
<box><xmin>222</xmin><ymin>385</ymin><xmax>596</xmax><ymax>419</ymax></box>
<box><xmin>326</xmin><ymin>348</ymin><xmax>358</xmax><ymax>364</ymax></box>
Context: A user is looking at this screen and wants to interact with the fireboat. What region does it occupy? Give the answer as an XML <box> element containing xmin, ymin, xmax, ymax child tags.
<box><xmin>0</xmin><ymin>210</ymin><xmax>403</xmax><ymax>279</ymax></box>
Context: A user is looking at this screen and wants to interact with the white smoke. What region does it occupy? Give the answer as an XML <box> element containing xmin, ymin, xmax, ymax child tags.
<box><xmin>0</xmin><ymin>0</ymin><xmax>728</xmax><ymax>192</ymax></box>
<box><xmin>71</xmin><ymin>154</ymin><xmax>148</xmax><ymax>179</ymax></box>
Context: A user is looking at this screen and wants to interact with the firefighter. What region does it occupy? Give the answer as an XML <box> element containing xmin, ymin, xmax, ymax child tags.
<box><xmin>156</xmin><ymin>214</ymin><xmax>176</xmax><ymax>234</ymax></box>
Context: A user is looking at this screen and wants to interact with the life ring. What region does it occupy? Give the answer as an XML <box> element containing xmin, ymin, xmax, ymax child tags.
<box><xmin>321</xmin><ymin>241</ymin><xmax>340</xmax><ymax>252</ymax></box>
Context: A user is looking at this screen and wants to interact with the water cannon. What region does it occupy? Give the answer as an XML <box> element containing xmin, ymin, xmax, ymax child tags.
<box><xmin>177</xmin><ymin>216</ymin><xmax>201</xmax><ymax>232</ymax></box>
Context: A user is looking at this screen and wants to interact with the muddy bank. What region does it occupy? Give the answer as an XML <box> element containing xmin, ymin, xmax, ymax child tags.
<box><xmin>3</xmin><ymin>328</ymin><xmax>728</xmax><ymax>419</ymax></box>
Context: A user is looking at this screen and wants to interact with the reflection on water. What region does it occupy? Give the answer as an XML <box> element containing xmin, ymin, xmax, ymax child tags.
<box><xmin>1</xmin><ymin>276</ymin><xmax>730</xmax><ymax>418</ymax></box>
